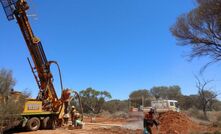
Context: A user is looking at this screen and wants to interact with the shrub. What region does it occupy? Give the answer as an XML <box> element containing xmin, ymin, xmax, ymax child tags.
<box><xmin>0</xmin><ymin>91</ymin><xmax>27</xmax><ymax>131</ymax></box>
<box><xmin>187</xmin><ymin>107</ymin><xmax>200</xmax><ymax>117</ymax></box>
<box><xmin>187</xmin><ymin>107</ymin><xmax>208</xmax><ymax>120</ymax></box>
<box><xmin>214</xmin><ymin>131</ymin><xmax>221</xmax><ymax>134</ymax></box>
<box><xmin>216</xmin><ymin>112</ymin><xmax>221</xmax><ymax>121</ymax></box>
<box><xmin>0</xmin><ymin>69</ymin><xmax>30</xmax><ymax>132</ymax></box>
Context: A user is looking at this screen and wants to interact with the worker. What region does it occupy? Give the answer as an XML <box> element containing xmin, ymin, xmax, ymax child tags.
<box><xmin>63</xmin><ymin>113</ymin><xmax>70</xmax><ymax>125</ymax></box>
<box><xmin>71</xmin><ymin>106</ymin><xmax>83</xmax><ymax>128</ymax></box>
<box><xmin>74</xmin><ymin>113</ymin><xmax>83</xmax><ymax>128</ymax></box>
<box><xmin>143</xmin><ymin>108</ymin><xmax>159</xmax><ymax>134</ymax></box>
<box><xmin>71</xmin><ymin>106</ymin><xmax>77</xmax><ymax>125</ymax></box>
<box><xmin>63</xmin><ymin>101</ymin><xmax>70</xmax><ymax>125</ymax></box>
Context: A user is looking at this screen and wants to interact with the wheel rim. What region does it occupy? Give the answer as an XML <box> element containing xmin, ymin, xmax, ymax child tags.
<box><xmin>31</xmin><ymin>120</ymin><xmax>38</xmax><ymax>130</ymax></box>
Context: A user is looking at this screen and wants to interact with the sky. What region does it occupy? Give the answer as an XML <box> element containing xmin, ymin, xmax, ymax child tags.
<box><xmin>0</xmin><ymin>0</ymin><xmax>221</xmax><ymax>100</ymax></box>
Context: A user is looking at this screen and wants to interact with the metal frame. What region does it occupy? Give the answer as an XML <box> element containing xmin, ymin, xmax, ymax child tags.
<box><xmin>0</xmin><ymin>0</ymin><xmax>18</xmax><ymax>20</ymax></box>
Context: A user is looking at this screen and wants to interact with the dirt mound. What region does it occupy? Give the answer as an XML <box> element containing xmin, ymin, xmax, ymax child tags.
<box><xmin>158</xmin><ymin>111</ymin><xmax>201</xmax><ymax>134</ymax></box>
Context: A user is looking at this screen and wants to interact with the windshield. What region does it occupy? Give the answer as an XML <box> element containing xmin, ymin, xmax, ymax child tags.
<box><xmin>175</xmin><ymin>102</ymin><xmax>179</xmax><ymax>108</ymax></box>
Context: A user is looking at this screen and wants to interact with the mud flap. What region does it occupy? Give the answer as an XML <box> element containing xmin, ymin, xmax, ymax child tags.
<box><xmin>22</xmin><ymin>117</ymin><xmax>28</xmax><ymax>127</ymax></box>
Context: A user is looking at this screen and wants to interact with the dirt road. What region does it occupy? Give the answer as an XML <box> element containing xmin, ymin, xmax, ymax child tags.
<box><xmin>6</xmin><ymin>111</ymin><xmax>221</xmax><ymax>134</ymax></box>
<box><xmin>10</xmin><ymin>123</ymin><xmax>142</xmax><ymax>134</ymax></box>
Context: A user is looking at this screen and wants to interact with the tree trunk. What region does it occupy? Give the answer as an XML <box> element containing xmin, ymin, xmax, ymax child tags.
<box><xmin>203</xmin><ymin>107</ymin><xmax>208</xmax><ymax>120</ymax></box>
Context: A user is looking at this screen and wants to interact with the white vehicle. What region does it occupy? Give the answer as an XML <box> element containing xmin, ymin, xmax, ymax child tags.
<box><xmin>143</xmin><ymin>100</ymin><xmax>180</xmax><ymax>113</ymax></box>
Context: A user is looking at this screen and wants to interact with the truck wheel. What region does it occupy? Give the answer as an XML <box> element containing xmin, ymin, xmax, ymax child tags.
<box><xmin>26</xmin><ymin>117</ymin><xmax>40</xmax><ymax>131</ymax></box>
<box><xmin>48</xmin><ymin>117</ymin><xmax>56</xmax><ymax>130</ymax></box>
<box><xmin>42</xmin><ymin>117</ymin><xmax>50</xmax><ymax>129</ymax></box>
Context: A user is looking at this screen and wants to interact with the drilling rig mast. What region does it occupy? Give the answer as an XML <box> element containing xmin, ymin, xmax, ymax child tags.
<box><xmin>0</xmin><ymin>0</ymin><xmax>83</xmax><ymax>130</ymax></box>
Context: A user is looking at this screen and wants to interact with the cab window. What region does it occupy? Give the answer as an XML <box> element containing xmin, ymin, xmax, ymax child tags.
<box><xmin>170</xmin><ymin>102</ymin><xmax>174</xmax><ymax>106</ymax></box>
<box><xmin>175</xmin><ymin>102</ymin><xmax>179</xmax><ymax>108</ymax></box>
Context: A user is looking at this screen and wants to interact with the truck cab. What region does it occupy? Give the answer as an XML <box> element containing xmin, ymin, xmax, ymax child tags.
<box><xmin>151</xmin><ymin>100</ymin><xmax>180</xmax><ymax>113</ymax></box>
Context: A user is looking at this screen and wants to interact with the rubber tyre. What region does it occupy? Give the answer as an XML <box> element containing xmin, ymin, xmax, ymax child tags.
<box><xmin>48</xmin><ymin>117</ymin><xmax>56</xmax><ymax>130</ymax></box>
<box><xmin>26</xmin><ymin>117</ymin><xmax>40</xmax><ymax>131</ymax></box>
<box><xmin>42</xmin><ymin>117</ymin><xmax>50</xmax><ymax>129</ymax></box>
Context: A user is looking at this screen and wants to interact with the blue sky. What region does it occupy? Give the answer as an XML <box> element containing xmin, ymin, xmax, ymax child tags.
<box><xmin>0</xmin><ymin>0</ymin><xmax>221</xmax><ymax>100</ymax></box>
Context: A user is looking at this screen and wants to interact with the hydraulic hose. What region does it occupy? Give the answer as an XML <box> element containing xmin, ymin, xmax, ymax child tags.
<box><xmin>48</xmin><ymin>61</ymin><xmax>64</xmax><ymax>93</ymax></box>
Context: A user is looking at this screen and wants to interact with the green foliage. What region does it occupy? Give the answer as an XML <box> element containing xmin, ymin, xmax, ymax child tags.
<box><xmin>171</xmin><ymin>0</ymin><xmax>221</xmax><ymax>68</ymax></box>
<box><xmin>103</xmin><ymin>100</ymin><xmax>128</xmax><ymax>113</ymax></box>
<box><xmin>0</xmin><ymin>69</ymin><xmax>29</xmax><ymax>131</ymax></box>
<box><xmin>0</xmin><ymin>69</ymin><xmax>15</xmax><ymax>97</ymax></box>
<box><xmin>80</xmin><ymin>87</ymin><xmax>112</xmax><ymax>114</ymax></box>
<box><xmin>129</xmin><ymin>89</ymin><xmax>150</xmax><ymax>99</ymax></box>
<box><xmin>129</xmin><ymin>89</ymin><xmax>151</xmax><ymax>107</ymax></box>
<box><xmin>0</xmin><ymin>93</ymin><xmax>26</xmax><ymax>121</ymax></box>
<box><xmin>128</xmin><ymin>85</ymin><xmax>221</xmax><ymax>112</ymax></box>
<box><xmin>178</xmin><ymin>95</ymin><xmax>199</xmax><ymax>110</ymax></box>
<box><xmin>150</xmin><ymin>85</ymin><xmax>182</xmax><ymax>100</ymax></box>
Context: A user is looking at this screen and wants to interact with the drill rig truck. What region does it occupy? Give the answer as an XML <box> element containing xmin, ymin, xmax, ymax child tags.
<box><xmin>0</xmin><ymin>0</ymin><xmax>83</xmax><ymax>131</ymax></box>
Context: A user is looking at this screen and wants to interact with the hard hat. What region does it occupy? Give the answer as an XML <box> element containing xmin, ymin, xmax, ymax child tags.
<box><xmin>72</xmin><ymin>106</ymin><xmax>75</xmax><ymax>109</ymax></box>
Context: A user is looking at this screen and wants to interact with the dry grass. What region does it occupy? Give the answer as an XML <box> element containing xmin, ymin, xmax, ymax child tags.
<box><xmin>186</xmin><ymin>108</ymin><xmax>221</xmax><ymax>122</ymax></box>
<box><xmin>186</xmin><ymin>109</ymin><xmax>221</xmax><ymax>134</ymax></box>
